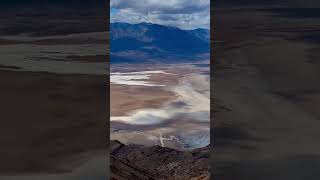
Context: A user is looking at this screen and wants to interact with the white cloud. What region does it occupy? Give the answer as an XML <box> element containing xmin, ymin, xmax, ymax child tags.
<box><xmin>110</xmin><ymin>0</ymin><xmax>210</xmax><ymax>30</ymax></box>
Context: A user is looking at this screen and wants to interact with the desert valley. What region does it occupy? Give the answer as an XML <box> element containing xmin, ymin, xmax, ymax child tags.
<box><xmin>110</xmin><ymin>63</ymin><xmax>210</xmax><ymax>150</ymax></box>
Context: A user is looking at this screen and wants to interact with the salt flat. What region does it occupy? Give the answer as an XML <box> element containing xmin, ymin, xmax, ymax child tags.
<box><xmin>110</xmin><ymin>65</ymin><xmax>210</xmax><ymax>150</ymax></box>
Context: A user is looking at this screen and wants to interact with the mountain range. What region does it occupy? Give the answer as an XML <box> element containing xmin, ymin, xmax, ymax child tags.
<box><xmin>110</xmin><ymin>22</ymin><xmax>210</xmax><ymax>64</ymax></box>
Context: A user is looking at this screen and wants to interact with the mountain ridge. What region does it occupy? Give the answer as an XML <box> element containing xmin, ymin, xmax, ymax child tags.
<box><xmin>110</xmin><ymin>140</ymin><xmax>210</xmax><ymax>180</ymax></box>
<box><xmin>110</xmin><ymin>22</ymin><xmax>210</xmax><ymax>64</ymax></box>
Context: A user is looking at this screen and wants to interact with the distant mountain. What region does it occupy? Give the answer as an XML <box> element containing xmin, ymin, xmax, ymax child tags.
<box><xmin>110</xmin><ymin>22</ymin><xmax>210</xmax><ymax>64</ymax></box>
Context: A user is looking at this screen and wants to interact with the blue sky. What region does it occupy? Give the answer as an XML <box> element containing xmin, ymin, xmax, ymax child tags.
<box><xmin>110</xmin><ymin>0</ymin><xmax>210</xmax><ymax>30</ymax></box>
<box><xmin>111</xmin><ymin>8</ymin><xmax>118</xmax><ymax>15</ymax></box>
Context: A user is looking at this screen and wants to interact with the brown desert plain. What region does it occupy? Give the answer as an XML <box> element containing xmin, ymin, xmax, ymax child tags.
<box><xmin>110</xmin><ymin>64</ymin><xmax>210</xmax><ymax>150</ymax></box>
<box><xmin>213</xmin><ymin>6</ymin><xmax>320</xmax><ymax>180</ymax></box>
<box><xmin>0</xmin><ymin>12</ymin><xmax>108</xmax><ymax>178</ymax></box>
<box><xmin>109</xmin><ymin>64</ymin><xmax>211</xmax><ymax>179</ymax></box>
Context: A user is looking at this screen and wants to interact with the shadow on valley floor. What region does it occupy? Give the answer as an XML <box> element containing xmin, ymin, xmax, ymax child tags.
<box><xmin>215</xmin><ymin>155</ymin><xmax>320</xmax><ymax>180</ymax></box>
<box><xmin>0</xmin><ymin>2</ymin><xmax>108</xmax><ymax>178</ymax></box>
<box><xmin>213</xmin><ymin>3</ymin><xmax>320</xmax><ymax>180</ymax></box>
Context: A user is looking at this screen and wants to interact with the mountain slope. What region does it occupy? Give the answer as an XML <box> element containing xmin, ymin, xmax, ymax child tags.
<box><xmin>110</xmin><ymin>22</ymin><xmax>210</xmax><ymax>63</ymax></box>
<box><xmin>110</xmin><ymin>140</ymin><xmax>210</xmax><ymax>180</ymax></box>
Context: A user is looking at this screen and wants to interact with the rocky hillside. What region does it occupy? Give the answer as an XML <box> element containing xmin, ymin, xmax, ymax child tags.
<box><xmin>110</xmin><ymin>140</ymin><xmax>210</xmax><ymax>180</ymax></box>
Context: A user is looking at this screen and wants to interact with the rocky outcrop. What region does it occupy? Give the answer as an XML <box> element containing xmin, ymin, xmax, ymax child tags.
<box><xmin>110</xmin><ymin>140</ymin><xmax>210</xmax><ymax>180</ymax></box>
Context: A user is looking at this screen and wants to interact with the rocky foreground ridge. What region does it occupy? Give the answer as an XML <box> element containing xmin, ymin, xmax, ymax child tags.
<box><xmin>110</xmin><ymin>140</ymin><xmax>210</xmax><ymax>180</ymax></box>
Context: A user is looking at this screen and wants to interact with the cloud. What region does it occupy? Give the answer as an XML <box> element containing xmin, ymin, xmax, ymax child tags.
<box><xmin>110</xmin><ymin>0</ymin><xmax>210</xmax><ymax>30</ymax></box>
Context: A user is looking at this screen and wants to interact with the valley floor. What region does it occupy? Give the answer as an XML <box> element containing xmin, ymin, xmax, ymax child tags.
<box><xmin>214</xmin><ymin>7</ymin><xmax>320</xmax><ymax>180</ymax></box>
<box><xmin>0</xmin><ymin>32</ymin><xmax>108</xmax><ymax>178</ymax></box>
<box><xmin>110</xmin><ymin>63</ymin><xmax>210</xmax><ymax>150</ymax></box>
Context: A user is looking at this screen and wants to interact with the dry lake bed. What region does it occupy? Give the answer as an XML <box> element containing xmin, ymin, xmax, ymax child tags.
<box><xmin>110</xmin><ymin>63</ymin><xmax>210</xmax><ymax>150</ymax></box>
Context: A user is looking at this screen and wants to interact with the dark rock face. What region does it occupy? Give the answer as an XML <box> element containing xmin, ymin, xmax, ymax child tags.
<box><xmin>110</xmin><ymin>140</ymin><xmax>210</xmax><ymax>180</ymax></box>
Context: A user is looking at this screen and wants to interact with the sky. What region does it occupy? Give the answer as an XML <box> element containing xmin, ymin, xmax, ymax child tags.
<box><xmin>110</xmin><ymin>0</ymin><xmax>210</xmax><ymax>30</ymax></box>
